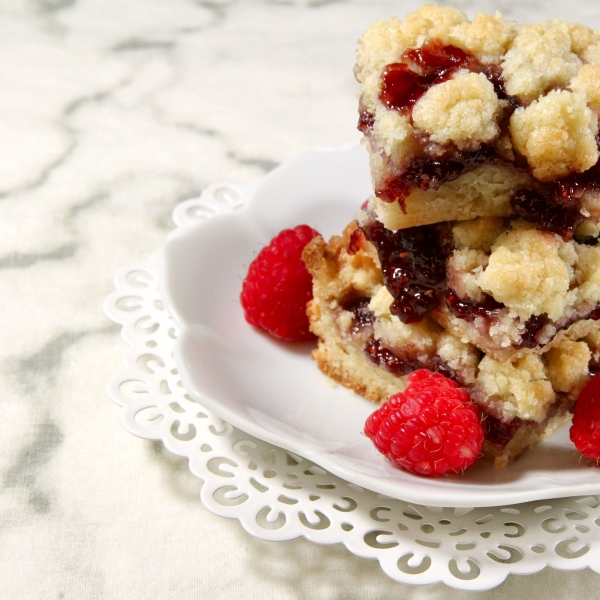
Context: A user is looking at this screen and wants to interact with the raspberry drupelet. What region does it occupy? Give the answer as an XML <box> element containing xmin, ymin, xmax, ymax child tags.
<box><xmin>365</xmin><ymin>370</ymin><xmax>484</xmax><ymax>477</ymax></box>
<box><xmin>241</xmin><ymin>225</ymin><xmax>320</xmax><ymax>341</ymax></box>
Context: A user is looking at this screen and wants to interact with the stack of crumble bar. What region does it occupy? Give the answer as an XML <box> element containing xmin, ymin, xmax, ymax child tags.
<box><xmin>303</xmin><ymin>5</ymin><xmax>600</xmax><ymax>467</ymax></box>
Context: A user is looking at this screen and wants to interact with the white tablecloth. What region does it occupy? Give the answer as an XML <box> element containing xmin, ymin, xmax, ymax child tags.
<box><xmin>3</xmin><ymin>0</ymin><xmax>600</xmax><ymax>597</ymax></box>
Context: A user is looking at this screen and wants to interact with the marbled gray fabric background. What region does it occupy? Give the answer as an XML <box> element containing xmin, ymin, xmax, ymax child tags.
<box><xmin>2</xmin><ymin>0</ymin><xmax>600</xmax><ymax>597</ymax></box>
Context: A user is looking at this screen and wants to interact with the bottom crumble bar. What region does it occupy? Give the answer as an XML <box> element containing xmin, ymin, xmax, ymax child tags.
<box><xmin>303</xmin><ymin>221</ymin><xmax>600</xmax><ymax>467</ymax></box>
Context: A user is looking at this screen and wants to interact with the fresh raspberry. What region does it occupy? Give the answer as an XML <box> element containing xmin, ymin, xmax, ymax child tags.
<box><xmin>570</xmin><ymin>373</ymin><xmax>600</xmax><ymax>462</ymax></box>
<box><xmin>240</xmin><ymin>225</ymin><xmax>320</xmax><ymax>341</ymax></box>
<box><xmin>364</xmin><ymin>369</ymin><xmax>483</xmax><ymax>477</ymax></box>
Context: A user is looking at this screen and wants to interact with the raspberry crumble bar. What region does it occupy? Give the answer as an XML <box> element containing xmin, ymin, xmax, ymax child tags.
<box><xmin>303</xmin><ymin>221</ymin><xmax>600</xmax><ymax>467</ymax></box>
<box><xmin>303</xmin><ymin>6</ymin><xmax>600</xmax><ymax>467</ymax></box>
<box><xmin>356</xmin><ymin>5</ymin><xmax>600</xmax><ymax>231</ymax></box>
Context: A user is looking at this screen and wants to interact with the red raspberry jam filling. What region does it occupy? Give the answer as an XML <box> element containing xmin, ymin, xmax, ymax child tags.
<box><xmin>376</xmin><ymin>145</ymin><xmax>500</xmax><ymax>210</ymax></box>
<box><xmin>361</xmin><ymin>220</ymin><xmax>449</xmax><ymax>323</ymax></box>
<box><xmin>362</xmin><ymin>219</ymin><xmax>505</xmax><ymax>327</ymax></box>
<box><xmin>379</xmin><ymin>62</ymin><xmax>434</xmax><ymax>112</ymax></box>
<box><xmin>510</xmin><ymin>189</ymin><xmax>584</xmax><ymax>241</ymax></box>
<box><xmin>445</xmin><ymin>291</ymin><xmax>503</xmax><ymax>322</ymax></box>
<box><xmin>519</xmin><ymin>302</ymin><xmax>600</xmax><ymax>351</ymax></box>
<box><xmin>510</xmin><ymin>155</ymin><xmax>600</xmax><ymax>240</ymax></box>
<box><xmin>340</xmin><ymin>295</ymin><xmax>375</xmax><ymax>336</ymax></box>
<box><xmin>482</xmin><ymin>413</ymin><xmax>526</xmax><ymax>449</ymax></box>
<box><xmin>357</xmin><ymin>108</ymin><xmax>375</xmax><ymax>134</ymax></box>
<box><xmin>519</xmin><ymin>314</ymin><xmax>550</xmax><ymax>349</ymax></box>
<box><xmin>379</xmin><ymin>40</ymin><xmax>478</xmax><ymax>113</ymax></box>
<box><xmin>365</xmin><ymin>337</ymin><xmax>421</xmax><ymax>376</ymax></box>
<box><xmin>361</xmin><ymin>217</ymin><xmax>600</xmax><ymax>349</ymax></box>
<box><xmin>364</xmin><ymin>337</ymin><xmax>458</xmax><ymax>382</ymax></box>
<box><xmin>589</xmin><ymin>357</ymin><xmax>600</xmax><ymax>375</ymax></box>
<box><xmin>346</xmin><ymin>226</ymin><xmax>365</xmax><ymax>255</ymax></box>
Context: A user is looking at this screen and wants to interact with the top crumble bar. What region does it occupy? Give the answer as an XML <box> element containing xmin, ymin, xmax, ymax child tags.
<box><xmin>356</xmin><ymin>4</ymin><xmax>600</xmax><ymax>231</ymax></box>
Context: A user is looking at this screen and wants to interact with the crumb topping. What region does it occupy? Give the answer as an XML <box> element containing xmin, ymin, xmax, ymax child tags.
<box><xmin>436</xmin><ymin>331</ymin><xmax>479</xmax><ymax>385</ymax></box>
<box><xmin>570</xmin><ymin>64</ymin><xmax>600</xmax><ymax>114</ymax></box>
<box><xmin>501</xmin><ymin>20</ymin><xmax>582</xmax><ymax>102</ymax></box>
<box><xmin>412</xmin><ymin>71</ymin><xmax>501</xmax><ymax>149</ymax></box>
<box><xmin>452</xmin><ymin>216</ymin><xmax>506</xmax><ymax>251</ymax></box>
<box><xmin>448</xmin><ymin>12</ymin><xmax>517</xmax><ymax>64</ymax></box>
<box><xmin>545</xmin><ymin>339</ymin><xmax>590</xmax><ymax>395</ymax></box>
<box><xmin>446</xmin><ymin>248</ymin><xmax>487</xmax><ymax>301</ymax></box>
<box><xmin>583</xmin><ymin>43</ymin><xmax>600</xmax><ymax>66</ymax></box>
<box><xmin>574</xmin><ymin>243</ymin><xmax>600</xmax><ymax>305</ymax></box>
<box><xmin>476</xmin><ymin>224</ymin><xmax>573</xmax><ymax>321</ymax></box>
<box><xmin>477</xmin><ymin>353</ymin><xmax>556</xmax><ymax>422</ymax></box>
<box><xmin>510</xmin><ymin>90</ymin><xmax>599</xmax><ymax>181</ymax></box>
<box><xmin>372</xmin><ymin>106</ymin><xmax>416</xmax><ymax>166</ymax></box>
<box><xmin>566</xmin><ymin>22</ymin><xmax>600</xmax><ymax>58</ymax></box>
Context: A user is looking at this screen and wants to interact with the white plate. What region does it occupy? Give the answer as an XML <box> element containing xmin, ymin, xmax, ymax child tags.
<box><xmin>159</xmin><ymin>144</ymin><xmax>600</xmax><ymax>508</ymax></box>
